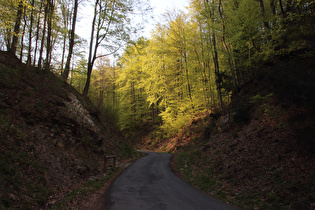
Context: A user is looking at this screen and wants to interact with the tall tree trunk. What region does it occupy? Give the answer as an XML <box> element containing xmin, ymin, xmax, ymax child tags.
<box><xmin>113</xmin><ymin>65</ymin><xmax>116</xmax><ymax>108</ymax></box>
<box><xmin>9</xmin><ymin>0</ymin><xmax>23</xmax><ymax>56</ymax></box>
<box><xmin>33</xmin><ymin>2</ymin><xmax>43</xmax><ymax>66</ymax></box>
<box><xmin>218</xmin><ymin>0</ymin><xmax>239</xmax><ymax>94</ymax></box>
<box><xmin>27</xmin><ymin>0</ymin><xmax>35</xmax><ymax>65</ymax></box>
<box><xmin>63</xmin><ymin>0</ymin><xmax>78</xmax><ymax>81</ymax></box>
<box><xmin>204</xmin><ymin>0</ymin><xmax>223</xmax><ymax>109</ymax></box>
<box><xmin>198</xmin><ymin>21</ymin><xmax>210</xmax><ymax>107</ymax></box>
<box><xmin>258</xmin><ymin>0</ymin><xmax>269</xmax><ymax>29</ymax></box>
<box><xmin>183</xmin><ymin>50</ymin><xmax>194</xmax><ymax>109</ymax></box>
<box><xmin>83</xmin><ymin>0</ymin><xmax>99</xmax><ymax>96</ymax></box>
<box><xmin>19</xmin><ymin>7</ymin><xmax>27</xmax><ymax>61</ymax></box>
<box><xmin>279</xmin><ymin>0</ymin><xmax>286</xmax><ymax>18</ymax></box>
<box><xmin>60</xmin><ymin>4</ymin><xmax>69</xmax><ymax>72</ymax></box>
<box><xmin>45</xmin><ymin>0</ymin><xmax>54</xmax><ymax>71</ymax></box>
<box><xmin>212</xmin><ymin>32</ymin><xmax>223</xmax><ymax>109</ymax></box>
<box><xmin>270</xmin><ymin>0</ymin><xmax>276</xmax><ymax>16</ymax></box>
<box><xmin>38</xmin><ymin>1</ymin><xmax>48</xmax><ymax>69</ymax></box>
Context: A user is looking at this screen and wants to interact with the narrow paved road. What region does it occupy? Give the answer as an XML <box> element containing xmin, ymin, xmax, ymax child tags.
<box><xmin>106</xmin><ymin>151</ymin><xmax>238</xmax><ymax>210</ymax></box>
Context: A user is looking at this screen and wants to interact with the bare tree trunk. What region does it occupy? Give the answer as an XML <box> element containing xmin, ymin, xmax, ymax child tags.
<box><xmin>27</xmin><ymin>0</ymin><xmax>35</xmax><ymax>65</ymax></box>
<box><xmin>183</xmin><ymin>51</ymin><xmax>194</xmax><ymax>109</ymax></box>
<box><xmin>218</xmin><ymin>0</ymin><xmax>239</xmax><ymax>94</ymax></box>
<box><xmin>258</xmin><ymin>0</ymin><xmax>269</xmax><ymax>29</ymax></box>
<box><xmin>63</xmin><ymin>0</ymin><xmax>78</xmax><ymax>81</ymax></box>
<box><xmin>113</xmin><ymin>65</ymin><xmax>116</xmax><ymax>108</ymax></box>
<box><xmin>9</xmin><ymin>0</ymin><xmax>23</xmax><ymax>56</ymax></box>
<box><xmin>270</xmin><ymin>0</ymin><xmax>276</xmax><ymax>16</ymax></box>
<box><xmin>204</xmin><ymin>0</ymin><xmax>223</xmax><ymax>109</ymax></box>
<box><xmin>212</xmin><ymin>33</ymin><xmax>223</xmax><ymax>109</ymax></box>
<box><xmin>197</xmin><ymin>20</ymin><xmax>211</xmax><ymax>107</ymax></box>
<box><xmin>83</xmin><ymin>0</ymin><xmax>99</xmax><ymax>96</ymax></box>
<box><xmin>38</xmin><ymin>1</ymin><xmax>48</xmax><ymax>69</ymax></box>
<box><xmin>33</xmin><ymin>2</ymin><xmax>43</xmax><ymax>66</ymax></box>
<box><xmin>60</xmin><ymin>4</ymin><xmax>70</xmax><ymax>72</ymax></box>
<box><xmin>19</xmin><ymin>7</ymin><xmax>27</xmax><ymax>61</ymax></box>
<box><xmin>279</xmin><ymin>0</ymin><xmax>286</xmax><ymax>18</ymax></box>
<box><xmin>60</xmin><ymin>28</ymin><xmax>67</xmax><ymax>72</ymax></box>
<box><xmin>45</xmin><ymin>0</ymin><xmax>54</xmax><ymax>71</ymax></box>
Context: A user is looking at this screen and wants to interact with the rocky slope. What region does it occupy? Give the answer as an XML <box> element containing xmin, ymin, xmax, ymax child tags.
<box><xmin>0</xmin><ymin>51</ymin><xmax>133</xmax><ymax>209</ymax></box>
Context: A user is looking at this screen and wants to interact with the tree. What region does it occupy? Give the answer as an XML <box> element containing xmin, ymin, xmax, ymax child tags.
<box><xmin>90</xmin><ymin>57</ymin><xmax>116</xmax><ymax>110</ymax></box>
<box><xmin>9</xmin><ymin>0</ymin><xmax>23</xmax><ymax>55</ymax></box>
<box><xmin>218</xmin><ymin>0</ymin><xmax>239</xmax><ymax>93</ymax></box>
<box><xmin>44</xmin><ymin>0</ymin><xmax>55</xmax><ymax>71</ymax></box>
<box><xmin>32</xmin><ymin>1</ymin><xmax>44</xmax><ymax>66</ymax></box>
<box><xmin>38</xmin><ymin>0</ymin><xmax>48</xmax><ymax>69</ymax></box>
<box><xmin>26</xmin><ymin>0</ymin><xmax>35</xmax><ymax>65</ymax></box>
<box><xmin>83</xmin><ymin>0</ymin><xmax>134</xmax><ymax>96</ymax></box>
<box><xmin>116</xmin><ymin>38</ymin><xmax>151</xmax><ymax>131</ymax></box>
<box><xmin>62</xmin><ymin>0</ymin><xmax>79</xmax><ymax>81</ymax></box>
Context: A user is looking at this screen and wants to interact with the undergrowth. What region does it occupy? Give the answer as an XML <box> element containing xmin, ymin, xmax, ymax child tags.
<box><xmin>51</xmin><ymin>168</ymin><xmax>119</xmax><ymax>209</ymax></box>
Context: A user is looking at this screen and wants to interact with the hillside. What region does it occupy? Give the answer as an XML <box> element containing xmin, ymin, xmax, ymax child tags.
<box><xmin>0</xmin><ymin>51</ymin><xmax>135</xmax><ymax>209</ymax></box>
<box><xmin>142</xmin><ymin>56</ymin><xmax>315</xmax><ymax>209</ymax></box>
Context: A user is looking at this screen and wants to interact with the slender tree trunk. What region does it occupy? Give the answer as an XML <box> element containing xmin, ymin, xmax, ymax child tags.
<box><xmin>83</xmin><ymin>0</ymin><xmax>99</xmax><ymax>96</ymax></box>
<box><xmin>60</xmin><ymin>4</ymin><xmax>69</xmax><ymax>72</ymax></box>
<box><xmin>270</xmin><ymin>0</ymin><xmax>276</xmax><ymax>16</ymax></box>
<box><xmin>218</xmin><ymin>0</ymin><xmax>239</xmax><ymax>94</ymax></box>
<box><xmin>113</xmin><ymin>65</ymin><xmax>116</xmax><ymax>108</ymax></box>
<box><xmin>194</xmin><ymin>46</ymin><xmax>209</xmax><ymax>108</ymax></box>
<box><xmin>27</xmin><ymin>0</ymin><xmax>35</xmax><ymax>65</ymax></box>
<box><xmin>63</xmin><ymin>0</ymin><xmax>78</xmax><ymax>81</ymax></box>
<box><xmin>5</xmin><ymin>28</ymin><xmax>12</xmax><ymax>50</ymax></box>
<box><xmin>33</xmin><ymin>2</ymin><xmax>43</xmax><ymax>66</ymax></box>
<box><xmin>258</xmin><ymin>0</ymin><xmax>269</xmax><ymax>29</ymax></box>
<box><xmin>212</xmin><ymin>33</ymin><xmax>223</xmax><ymax>109</ymax></box>
<box><xmin>279</xmin><ymin>0</ymin><xmax>286</xmax><ymax>18</ymax></box>
<box><xmin>19</xmin><ymin>7</ymin><xmax>27</xmax><ymax>61</ymax></box>
<box><xmin>38</xmin><ymin>1</ymin><xmax>48</xmax><ymax>69</ymax></box>
<box><xmin>183</xmin><ymin>51</ymin><xmax>194</xmax><ymax>109</ymax></box>
<box><xmin>9</xmin><ymin>0</ymin><xmax>23</xmax><ymax>56</ymax></box>
<box><xmin>198</xmin><ymin>21</ymin><xmax>210</xmax><ymax>107</ymax></box>
<box><xmin>61</xmin><ymin>36</ymin><xmax>66</xmax><ymax>71</ymax></box>
<box><xmin>45</xmin><ymin>0</ymin><xmax>54</xmax><ymax>71</ymax></box>
<box><xmin>285</xmin><ymin>0</ymin><xmax>292</xmax><ymax>13</ymax></box>
<box><xmin>204</xmin><ymin>0</ymin><xmax>223</xmax><ymax>109</ymax></box>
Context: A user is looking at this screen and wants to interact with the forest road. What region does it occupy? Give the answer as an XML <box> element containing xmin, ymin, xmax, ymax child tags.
<box><xmin>105</xmin><ymin>151</ymin><xmax>238</xmax><ymax>210</ymax></box>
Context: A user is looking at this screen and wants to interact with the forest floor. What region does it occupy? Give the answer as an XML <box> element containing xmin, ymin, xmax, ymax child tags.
<box><xmin>141</xmin><ymin>57</ymin><xmax>315</xmax><ymax>209</ymax></box>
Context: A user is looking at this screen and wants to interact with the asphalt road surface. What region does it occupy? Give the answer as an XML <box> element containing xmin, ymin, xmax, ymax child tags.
<box><xmin>106</xmin><ymin>151</ymin><xmax>238</xmax><ymax>210</ymax></box>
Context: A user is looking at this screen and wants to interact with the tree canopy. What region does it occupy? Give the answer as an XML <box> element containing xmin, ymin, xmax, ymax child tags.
<box><xmin>0</xmin><ymin>0</ymin><xmax>314</xmax><ymax>137</ymax></box>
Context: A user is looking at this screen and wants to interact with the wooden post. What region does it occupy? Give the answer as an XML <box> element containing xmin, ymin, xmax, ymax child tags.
<box><xmin>104</xmin><ymin>155</ymin><xmax>116</xmax><ymax>170</ymax></box>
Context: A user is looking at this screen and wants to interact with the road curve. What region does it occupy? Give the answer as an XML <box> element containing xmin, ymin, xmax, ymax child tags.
<box><xmin>106</xmin><ymin>151</ymin><xmax>238</xmax><ymax>210</ymax></box>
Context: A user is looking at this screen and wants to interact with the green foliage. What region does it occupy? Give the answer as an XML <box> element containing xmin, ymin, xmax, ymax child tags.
<box><xmin>71</xmin><ymin>58</ymin><xmax>88</xmax><ymax>93</ymax></box>
<box><xmin>250</xmin><ymin>93</ymin><xmax>274</xmax><ymax>104</ymax></box>
<box><xmin>159</xmin><ymin>105</ymin><xmax>194</xmax><ymax>137</ymax></box>
<box><xmin>114</xmin><ymin>0</ymin><xmax>314</xmax><ymax>137</ymax></box>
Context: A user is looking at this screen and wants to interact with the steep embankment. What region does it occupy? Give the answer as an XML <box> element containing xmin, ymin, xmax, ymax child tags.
<box><xmin>0</xmin><ymin>51</ymin><xmax>133</xmax><ymax>209</ymax></box>
<box><xmin>145</xmin><ymin>57</ymin><xmax>315</xmax><ymax>209</ymax></box>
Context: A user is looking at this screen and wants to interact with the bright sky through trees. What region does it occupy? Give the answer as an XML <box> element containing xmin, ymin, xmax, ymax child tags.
<box><xmin>145</xmin><ymin>0</ymin><xmax>189</xmax><ymax>36</ymax></box>
<box><xmin>76</xmin><ymin>0</ymin><xmax>189</xmax><ymax>40</ymax></box>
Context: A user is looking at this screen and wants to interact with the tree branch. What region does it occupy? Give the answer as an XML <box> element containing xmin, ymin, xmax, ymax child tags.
<box><xmin>95</xmin><ymin>45</ymin><xmax>122</xmax><ymax>59</ymax></box>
